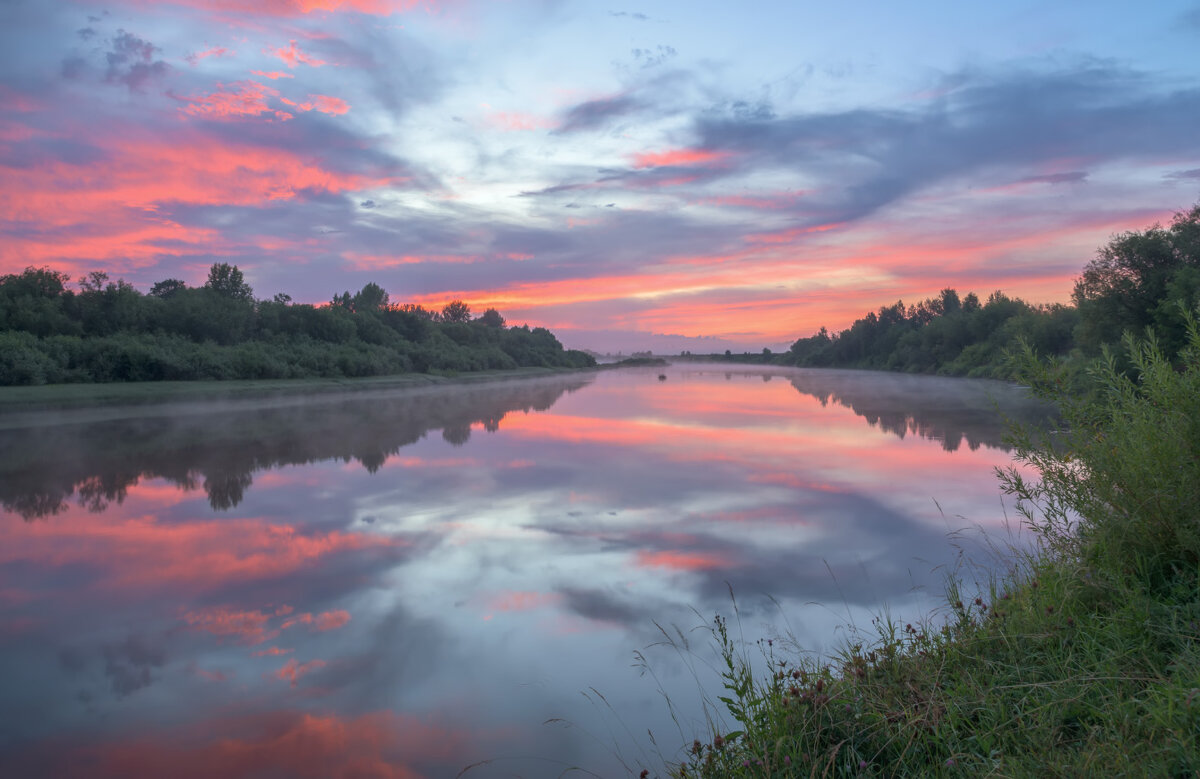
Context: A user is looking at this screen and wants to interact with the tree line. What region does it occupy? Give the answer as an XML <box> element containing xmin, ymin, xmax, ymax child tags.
<box><xmin>0</xmin><ymin>264</ymin><xmax>594</xmax><ymax>385</ymax></box>
<box><xmin>781</xmin><ymin>204</ymin><xmax>1200</xmax><ymax>378</ymax></box>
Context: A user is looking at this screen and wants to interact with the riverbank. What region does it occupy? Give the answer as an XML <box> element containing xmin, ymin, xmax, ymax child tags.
<box><xmin>667</xmin><ymin>333</ymin><xmax>1200</xmax><ymax>776</ymax></box>
<box><xmin>0</xmin><ymin>365</ymin><xmax>598</xmax><ymax>414</ymax></box>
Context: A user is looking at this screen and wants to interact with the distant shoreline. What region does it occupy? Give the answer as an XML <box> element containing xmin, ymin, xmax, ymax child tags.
<box><xmin>0</xmin><ymin>365</ymin><xmax>598</xmax><ymax>414</ymax></box>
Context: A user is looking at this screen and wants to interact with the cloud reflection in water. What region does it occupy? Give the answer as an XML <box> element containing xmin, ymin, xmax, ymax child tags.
<box><xmin>0</xmin><ymin>366</ymin><xmax>1051</xmax><ymax>776</ymax></box>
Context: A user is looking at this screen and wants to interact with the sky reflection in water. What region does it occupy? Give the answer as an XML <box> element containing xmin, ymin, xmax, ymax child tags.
<box><xmin>0</xmin><ymin>365</ymin><xmax>1052</xmax><ymax>777</ymax></box>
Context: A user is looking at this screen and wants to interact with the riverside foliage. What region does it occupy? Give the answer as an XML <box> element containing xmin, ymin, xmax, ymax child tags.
<box><xmin>781</xmin><ymin>205</ymin><xmax>1200</xmax><ymax>377</ymax></box>
<box><xmin>0</xmin><ymin>264</ymin><xmax>594</xmax><ymax>385</ymax></box>
<box><xmin>663</xmin><ymin>321</ymin><xmax>1200</xmax><ymax>778</ymax></box>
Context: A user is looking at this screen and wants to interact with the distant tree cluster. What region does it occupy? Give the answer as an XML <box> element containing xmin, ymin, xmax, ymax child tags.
<box><xmin>786</xmin><ymin>288</ymin><xmax>1078</xmax><ymax>377</ymax></box>
<box><xmin>783</xmin><ymin>204</ymin><xmax>1200</xmax><ymax>379</ymax></box>
<box><xmin>0</xmin><ymin>263</ymin><xmax>594</xmax><ymax>385</ymax></box>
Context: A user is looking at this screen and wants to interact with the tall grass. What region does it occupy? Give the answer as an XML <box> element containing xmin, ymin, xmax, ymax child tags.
<box><xmin>661</xmin><ymin>319</ymin><xmax>1200</xmax><ymax>777</ymax></box>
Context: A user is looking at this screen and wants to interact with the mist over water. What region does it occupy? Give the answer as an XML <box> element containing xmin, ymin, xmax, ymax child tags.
<box><xmin>0</xmin><ymin>365</ymin><xmax>1052</xmax><ymax>777</ymax></box>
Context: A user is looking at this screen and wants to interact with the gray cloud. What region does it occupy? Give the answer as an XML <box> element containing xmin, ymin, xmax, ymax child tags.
<box><xmin>1167</xmin><ymin>168</ymin><xmax>1200</xmax><ymax>180</ymax></box>
<box><xmin>558</xmin><ymin>586</ymin><xmax>655</xmax><ymax>625</ymax></box>
<box><xmin>518</xmin><ymin>181</ymin><xmax>592</xmax><ymax>197</ymax></box>
<box><xmin>689</xmin><ymin>64</ymin><xmax>1200</xmax><ymax>228</ymax></box>
<box><xmin>632</xmin><ymin>44</ymin><xmax>676</xmax><ymax>69</ymax></box>
<box><xmin>104</xmin><ymin>29</ymin><xmax>168</xmax><ymax>91</ymax></box>
<box><xmin>59</xmin><ymin>55</ymin><xmax>87</xmax><ymax>80</ymax></box>
<box><xmin>103</xmin><ymin>634</ymin><xmax>167</xmax><ymax>698</ymax></box>
<box><xmin>317</xmin><ymin>27</ymin><xmax>449</xmax><ymax>116</ymax></box>
<box><xmin>555</xmin><ymin>94</ymin><xmax>643</xmax><ymax>133</ymax></box>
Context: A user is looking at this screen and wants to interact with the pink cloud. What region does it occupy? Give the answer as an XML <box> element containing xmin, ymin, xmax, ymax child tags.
<box><xmin>631</xmin><ymin>148</ymin><xmax>729</xmax><ymax>169</ymax></box>
<box><xmin>280</xmin><ymin>613</ymin><xmax>314</xmax><ymax>629</ymax></box>
<box><xmin>250</xmin><ymin>70</ymin><xmax>295</xmax><ymax>80</ymax></box>
<box><xmin>634</xmin><ymin>550</ymin><xmax>730</xmax><ymax>571</ymax></box>
<box><xmin>281</xmin><ymin>609</ymin><xmax>351</xmax><ymax>631</ymax></box>
<box><xmin>0</xmin><ymin>503</ymin><xmax>402</xmax><ymax>595</ymax></box>
<box><xmin>187</xmin><ymin>46</ymin><xmax>232</xmax><ymax>64</ymax></box>
<box><xmin>275</xmin><ymin>658</ymin><xmax>326</xmax><ymax>686</ymax></box>
<box><xmin>744</xmin><ymin>222</ymin><xmax>846</xmax><ymax>244</ymax></box>
<box><xmin>0</xmin><ymin>123</ymin><xmax>402</xmax><ymax>273</ymax></box>
<box><xmin>314</xmin><ymin>610</ymin><xmax>351</xmax><ymax>630</ymax></box>
<box><xmin>182</xmin><ymin>606</ymin><xmax>280</xmax><ymax>645</ymax></box>
<box><xmin>344</xmin><ymin>252</ymin><xmax>481</xmax><ymax>269</ymax></box>
<box><xmin>280</xmin><ymin>94</ymin><xmax>350</xmax><ymax>115</ymax></box>
<box><xmin>271</xmin><ymin>40</ymin><xmax>326</xmax><ymax>68</ymax></box>
<box><xmin>178</xmin><ymin>80</ymin><xmax>293</xmax><ymax>121</ymax></box>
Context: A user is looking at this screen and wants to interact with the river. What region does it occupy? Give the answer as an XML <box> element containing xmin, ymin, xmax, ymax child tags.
<box><xmin>0</xmin><ymin>363</ymin><xmax>1052</xmax><ymax>777</ymax></box>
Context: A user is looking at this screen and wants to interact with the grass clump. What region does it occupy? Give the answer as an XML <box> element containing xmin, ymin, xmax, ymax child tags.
<box><xmin>668</xmin><ymin>320</ymin><xmax>1200</xmax><ymax>777</ymax></box>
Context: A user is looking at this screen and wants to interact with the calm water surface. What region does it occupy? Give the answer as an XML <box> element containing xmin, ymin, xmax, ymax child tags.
<box><xmin>0</xmin><ymin>364</ymin><xmax>1051</xmax><ymax>777</ymax></box>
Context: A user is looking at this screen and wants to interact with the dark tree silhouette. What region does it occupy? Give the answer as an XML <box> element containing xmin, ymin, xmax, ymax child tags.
<box><xmin>149</xmin><ymin>279</ymin><xmax>188</xmax><ymax>299</ymax></box>
<box><xmin>204</xmin><ymin>263</ymin><xmax>254</xmax><ymax>301</ymax></box>
<box><xmin>478</xmin><ymin>308</ymin><xmax>506</xmax><ymax>328</ymax></box>
<box><xmin>441</xmin><ymin>300</ymin><xmax>471</xmax><ymax>323</ymax></box>
<box><xmin>1073</xmin><ymin>205</ymin><xmax>1200</xmax><ymax>353</ymax></box>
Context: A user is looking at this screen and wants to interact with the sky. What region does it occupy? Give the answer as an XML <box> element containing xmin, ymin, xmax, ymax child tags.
<box><xmin>3</xmin><ymin>1</ymin><xmax>1200</xmax><ymax>352</ymax></box>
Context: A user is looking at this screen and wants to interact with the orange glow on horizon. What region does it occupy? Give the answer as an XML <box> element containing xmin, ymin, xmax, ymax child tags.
<box><xmin>406</xmin><ymin>204</ymin><xmax>1168</xmax><ymax>342</ymax></box>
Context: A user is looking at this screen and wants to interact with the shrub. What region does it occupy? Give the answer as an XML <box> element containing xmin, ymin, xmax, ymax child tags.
<box><xmin>665</xmin><ymin>316</ymin><xmax>1200</xmax><ymax>778</ymax></box>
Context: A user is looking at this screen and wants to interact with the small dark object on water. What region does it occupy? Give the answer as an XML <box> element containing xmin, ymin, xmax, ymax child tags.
<box><xmin>658</xmin><ymin>374</ymin><xmax>667</xmax><ymax>381</ymax></box>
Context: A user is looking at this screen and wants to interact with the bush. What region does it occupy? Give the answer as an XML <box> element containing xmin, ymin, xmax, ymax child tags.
<box><xmin>665</xmin><ymin>317</ymin><xmax>1200</xmax><ymax>778</ymax></box>
<box><xmin>1003</xmin><ymin>318</ymin><xmax>1200</xmax><ymax>595</ymax></box>
<box><xmin>0</xmin><ymin>332</ymin><xmax>54</xmax><ymax>385</ymax></box>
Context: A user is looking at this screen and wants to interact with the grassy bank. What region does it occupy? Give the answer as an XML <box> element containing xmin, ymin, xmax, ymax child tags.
<box><xmin>0</xmin><ymin>365</ymin><xmax>595</xmax><ymax>413</ymax></box>
<box><xmin>666</xmin><ymin>325</ymin><xmax>1200</xmax><ymax>777</ymax></box>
